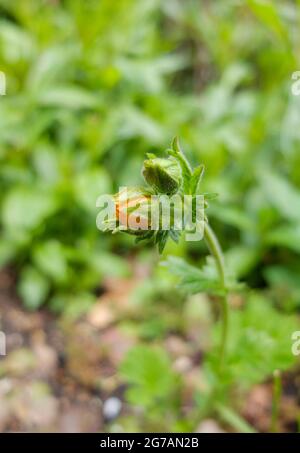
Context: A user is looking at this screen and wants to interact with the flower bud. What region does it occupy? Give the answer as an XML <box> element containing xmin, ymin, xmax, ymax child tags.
<box><xmin>142</xmin><ymin>157</ymin><xmax>182</xmax><ymax>195</ymax></box>
<box><xmin>114</xmin><ymin>187</ymin><xmax>153</xmax><ymax>235</ymax></box>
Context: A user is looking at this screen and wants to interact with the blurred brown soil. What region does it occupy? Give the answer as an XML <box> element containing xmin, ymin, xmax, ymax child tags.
<box><xmin>0</xmin><ymin>268</ymin><xmax>135</xmax><ymax>432</ymax></box>
<box><xmin>0</xmin><ymin>268</ymin><xmax>299</xmax><ymax>433</ymax></box>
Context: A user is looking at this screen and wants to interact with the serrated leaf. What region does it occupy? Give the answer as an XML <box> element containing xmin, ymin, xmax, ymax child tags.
<box><xmin>162</xmin><ymin>256</ymin><xmax>221</xmax><ymax>295</ymax></box>
<box><xmin>120</xmin><ymin>345</ymin><xmax>177</xmax><ymax>407</ymax></box>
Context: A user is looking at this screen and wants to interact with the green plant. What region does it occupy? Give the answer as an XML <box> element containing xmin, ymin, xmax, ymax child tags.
<box><xmin>1</xmin><ymin>0</ymin><xmax>300</xmax><ymax>432</ymax></box>
<box><xmin>105</xmin><ymin>138</ymin><xmax>236</xmax><ymax>387</ymax></box>
<box><xmin>105</xmin><ymin>138</ymin><xmax>299</xmax><ymax>431</ymax></box>
<box><xmin>1</xmin><ymin>0</ymin><xmax>300</xmax><ymax>317</ymax></box>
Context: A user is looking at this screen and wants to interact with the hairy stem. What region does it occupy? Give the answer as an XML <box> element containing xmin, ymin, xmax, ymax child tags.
<box><xmin>204</xmin><ymin>222</ymin><xmax>229</xmax><ymax>371</ymax></box>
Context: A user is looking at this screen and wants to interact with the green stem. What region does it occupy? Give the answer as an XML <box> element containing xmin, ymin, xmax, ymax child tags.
<box><xmin>204</xmin><ymin>222</ymin><xmax>229</xmax><ymax>371</ymax></box>
<box><xmin>271</xmin><ymin>369</ymin><xmax>282</xmax><ymax>433</ymax></box>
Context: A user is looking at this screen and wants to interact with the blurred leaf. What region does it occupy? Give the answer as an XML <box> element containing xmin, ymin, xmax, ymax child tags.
<box><xmin>247</xmin><ymin>0</ymin><xmax>288</xmax><ymax>41</ymax></box>
<box><xmin>0</xmin><ymin>20</ymin><xmax>35</xmax><ymax>62</ymax></box>
<box><xmin>264</xmin><ymin>265</ymin><xmax>300</xmax><ymax>292</ymax></box>
<box><xmin>37</xmin><ymin>86</ymin><xmax>99</xmax><ymax>109</ymax></box>
<box><xmin>1</xmin><ymin>187</ymin><xmax>57</xmax><ymax>231</ymax></box>
<box><xmin>118</xmin><ymin>106</ymin><xmax>164</xmax><ymax>142</ymax></box>
<box><xmin>216</xmin><ymin>404</ymin><xmax>256</xmax><ymax>433</ymax></box>
<box><xmin>209</xmin><ymin>204</ymin><xmax>255</xmax><ymax>232</ymax></box>
<box><xmin>261</xmin><ymin>173</ymin><xmax>300</xmax><ymax>223</ymax></box>
<box><xmin>32</xmin><ymin>146</ymin><xmax>59</xmax><ymax>184</ymax></box>
<box><xmin>0</xmin><ymin>238</ymin><xmax>16</xmax><ymax>267</ymax></box>
<box><xmin>120</xmin><ymin>345</ymin><xmax>177</xmax><ymax>407</ymax></box>
<box><xmin>26</xmin><ymin>45</ymin><xmax>80</xmax><ymax>89</ymax></box>
<box><xmin>49</xmin><ymin>292</ymin><xmax>96</xmax><ymax>318</ymax></box>
<box><xmin>265</xmin><ymin>224</ymin><xmax>300</xmax><ymax>253</ymax></box>
<box><xmin>18</xmin><ymin>266</ymin><xmax>49</xmax><ymax>310</ymax></box>
<box><xmin>33</xmin><ymin>240</ymin><xmax>68</xmax><ymax>284</ymax></box>
<box><xmin>225</xmin><ymin>246</ymin><xmax>261</xmax><ymax>278</ymax></box>
<box><xmin>75</xmin><ymin>168</ymin><xmax>112</xmax><ymax>212</ymax></box>
<box><xmin>207</xmin><ymin>293</ymin><xmax>299</xmax><ymax>387</ymax></box>
<box><xmin>89</xmin><ymin>250</ymin><xmax>130</xmax><ymax>278</ymax></box>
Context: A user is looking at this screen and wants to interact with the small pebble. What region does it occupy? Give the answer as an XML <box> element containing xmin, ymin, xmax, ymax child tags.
<box><xmin>102</xmin><ymin>397</ymin><xmax>122</xmax><ymax>421</ymax></box>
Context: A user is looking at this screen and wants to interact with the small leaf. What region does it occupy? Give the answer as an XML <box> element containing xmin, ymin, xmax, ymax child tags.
<box><xmin>146</xmin><ymin>153</ymin><xmax>157</xmax><ymax>159</ymax></box>
<box><xmin>169</xmin><ymin>229</ymin><xmax>181</xmax><ymax>243</ymax></box>
<box><xmin>190</xmin><ymin>164</ymin><xmax>205</xmax><ymax>195</ymax></box>
<box><xmin>158</xmin><ymin>230</ymin><xmax>169</xmax><ymax>254</ymax></box>
<box><xmin>162</xmin><ymin>256</ymin><xmax>222</xmax><ymax>295</ymax></box>
<box><xmin>203</xmin><ymin>192</ymin><xmax>219</xmax><ymax>201</ymax></box>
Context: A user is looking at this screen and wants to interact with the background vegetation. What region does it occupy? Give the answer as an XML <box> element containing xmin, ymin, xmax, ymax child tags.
<box><xmin>0</xmin><ymin>0</ymin><xmax>299</xmax><ymax>432</ymax></box>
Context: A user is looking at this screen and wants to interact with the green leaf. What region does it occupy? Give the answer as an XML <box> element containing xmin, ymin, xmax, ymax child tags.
<box><xmin>265</xmin><ymin>224</ymin><xmax>300</xmax><ymax>253</ymax></box>
<box><xmin>37</xmin><ymin>85</ymin><xmax>98</xmax><ymax>109</ymax></box>
<box><xmin>1</xmin><ymin>187</ymin><xmax>56</xmax><ymax>231</ymax></box>
<box><xmin>18</xmin><ymin>267</ymin><xmax>50</xmax><ymax>310</ymax></box>
<box><xmin>0</xmin><ymin>20</ymin><xmax>34</xmax><ymax>62</ymax></box>
<box><xmin>190</xmin><ymin>164</ymin><xmax>205</xmax><ymax>195</ymax></box>
<box><xmin>261</xmin><ymin>173</ymin><xmax>300</xmax><ymax>223</ymax></box>
<box><xmin>216</xmin><ymin>404</ymin><xmax>257</xmax><ymax>433</ymax></box>
<box><xmin>120</xmin><ymin>345</ymin><xmax>177</xmax><ymax>407</ymax></box>
<box><xmin>247</xmin><ymin>0</ymin><xmax>288</xmax><ymax>42</ymax></box>
<box><xmin>225</xmin><ymin>246</ymin><xmax>261</xmax><ymax>278</ymax></box>
<box><xmin>89</xmin><ymin>251</ymin><xmax>130</xmax><ymax>278</ymax></box>
<box><xmin>162</xmin><ymin>256</ymin><xmax>221</xmax><ymax>295</ymax></box>
<box><xmin>49</xmin><ymin>292</ymin><xmax>96</xmax><ymax>318</ymax></box>
<box><xmin>26</xmin><ymin>45</ymin><xmax>79</xmax><ymax>89</ymax></box>
<box><xmin>169</xmin><ymin>229</ymin><xmax>181</xmax><ymax>244</ymax></box>
<box><xmin>209</xmin><ymin>204</ymin><xmax>255</xmax><ymax>231</ymax></box>
<box><xmin>75</xmin><ymin>168</ymin><xmax>112</xmax><ymax>212</ymax></box>
<box><xmin>207</xmin><ymin>293</ymin><xmax>299</xmax><ymax>387</ymax></box>
<box><xmin>167</xmin><ymin>137</ymin><xmax>192</xmax><ymax>193</ymax></box>
<box><xmin>0</xmin><ymin>238</ymin><xmax>16</xmax><ymax>267</ymax></box>
<box><xmin>33</xmin><ymin>240</ymin><xmax>68</xmax><ymax>284</ymax></box>
<box><xmin>156</xmin><ymin>230</ymin><xmax>169</xmax><ymax>254</ymax></box>
<box><xmin>264</xmin><ymin>265</ymin><xmax>300</xmax><ymax>292</ymax></box>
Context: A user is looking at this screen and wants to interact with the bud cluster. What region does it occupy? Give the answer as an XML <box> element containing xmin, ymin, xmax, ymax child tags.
<box><xmin>97</xmin><ymin>138</ymin><xmax>215</xmax><ymax>252</ymax></box>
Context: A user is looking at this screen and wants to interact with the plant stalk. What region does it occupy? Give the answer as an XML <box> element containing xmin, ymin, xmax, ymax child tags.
<box><xmin>204</xmin><ymin>222</ymin><xmax>229</xmax><ymax>372</ymax></box>
<box><xmin>271</xmin><ymin>369</ymin><xmax>282</xmax><ymax>433</ymax></box>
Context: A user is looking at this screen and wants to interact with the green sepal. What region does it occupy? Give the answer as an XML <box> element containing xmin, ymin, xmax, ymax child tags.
<box><xmin>142</xmin><ymin>157</ymin><xmax>182</xmax><ymax>195</ymax></box>
<box><xmin>190</xmin><ymin>164</ymin><xmax>205</xmax><ymax>195</ymax></box>
<box><xmin>155</xmin><ymin>230</ymin><xmax>169</xmax><ymax>254</ymax></box>
<box><xmin>167</xmin><ymin>137</ymin><xmax>192</xmax><ymax>193</ymax></box>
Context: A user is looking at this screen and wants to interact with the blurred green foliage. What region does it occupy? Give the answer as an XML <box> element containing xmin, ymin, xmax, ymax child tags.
<box><xmin>0</xmin><ymin>0</ymin><xmax>300</xmax><ymax>432</ymax></box>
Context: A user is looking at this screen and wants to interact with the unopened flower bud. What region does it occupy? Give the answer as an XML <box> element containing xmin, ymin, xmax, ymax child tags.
<box><xmin>114</xmin><ymin>187</ymin><xmax>153</xmax><ymax>235</ymax></box>
<box><xmin>142</xmin><ymin>157</ymin><xmax>182</xmax><ymax>195</ymax></box>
